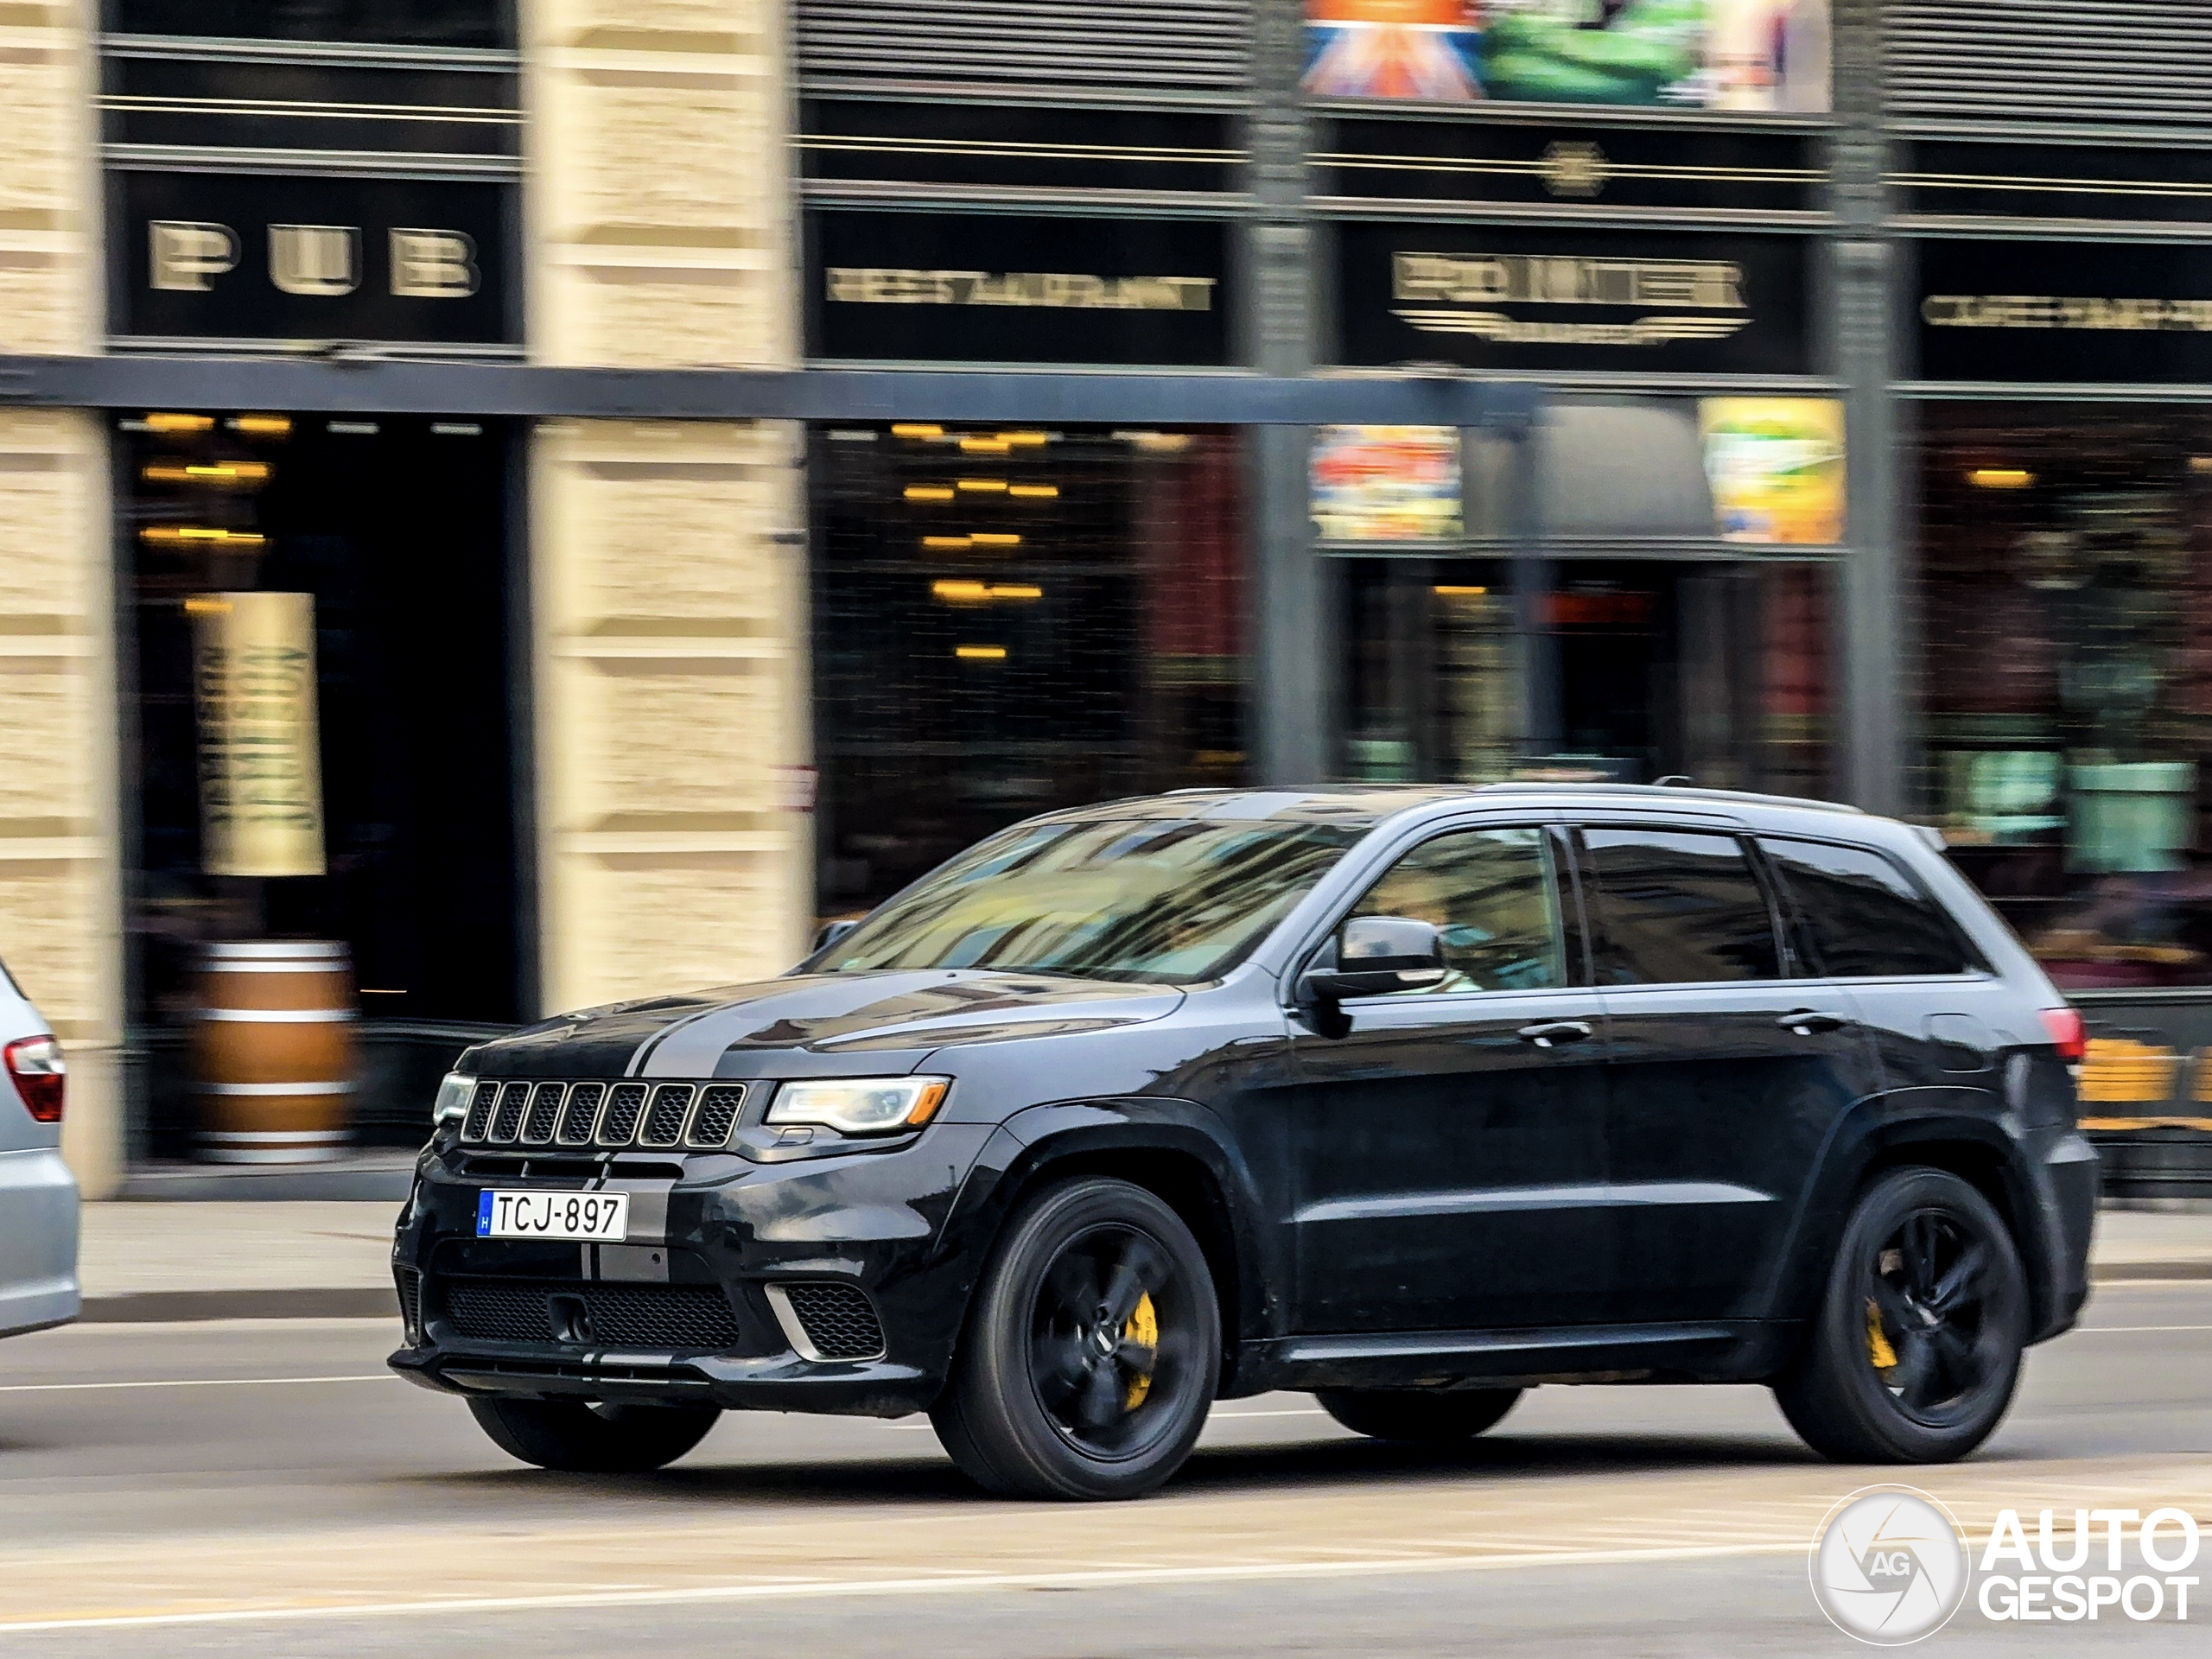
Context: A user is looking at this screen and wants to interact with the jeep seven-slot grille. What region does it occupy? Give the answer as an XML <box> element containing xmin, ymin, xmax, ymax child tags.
<box><xmin>598</xmin><ymin>1083</ymin><xmax>650</xmax><ymax>1145</ymax></box>
<box><xmin>521</xmin><ymin>1083</ymin><xmax>564</xmax><ymax>1146</ymax></box>
<box><xmin>457</xmin><ymin>1080</ymin><xmax>746</xmax><ymax>1151</ymax></box>
<box><xmin>489</xmin><ymin>1081</ymin><xmax>531</xmax><ymax>1143</ymax></box>
<box><xmin>785</xmin><ymin>1282</ymin><xmax>887</xmax><ymax>1360</ymax></box>
<box><xmin>441</xmin><ymin>1278</ymin><xmax>743</xmax><ymax>1352</ymax></box>
<box><xmin>555</xmin><ymin>1083</ymin><xmax>606</xmax><ymax>1146</ymax></box>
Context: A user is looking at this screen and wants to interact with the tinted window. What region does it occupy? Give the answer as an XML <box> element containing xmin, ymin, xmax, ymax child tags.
<box><xmin>1352</xmin><ymin>827</ymin><xmax>1565</xmax><ymax>993</ymax></box>
<box><xmin>1580</xmin><ymin>828</ymin><xmax>1780</xmax><ymax>984</ymax></box>
<box><xmin>824</xmin><ymin>817</ymin><xmax>1359</xmax><ymax>984</ymax></box>
<box><xmin>1760</xmin><ymin>838</ymin><xmax>1976</xmax><ymax>978</ymax></box>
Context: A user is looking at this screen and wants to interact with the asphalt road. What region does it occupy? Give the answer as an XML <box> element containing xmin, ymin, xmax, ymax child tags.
<box><xmin>0</xmin><ymin>1281</ymin><xmax>2205</xmax><ymax>1655</ymax></box>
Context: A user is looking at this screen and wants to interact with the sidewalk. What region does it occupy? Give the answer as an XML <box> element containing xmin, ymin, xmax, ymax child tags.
<box><xmin>70</xmin><ymin>1201</ymin><xmax>2212</xmax><ymax>1324</ymax></box>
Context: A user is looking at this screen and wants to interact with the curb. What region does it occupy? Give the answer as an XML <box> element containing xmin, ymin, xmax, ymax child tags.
<box><xmin>71</xmin><ymin>1263</ymin><xmax>2212</xmax><ymax>1324</ymax></box>
<box><xmin>2090</xmin><ymin>1261</ymin><xmax>2212</xmax><ymax>1283</ymax></box>
<box><xmin>79</xmin><ymin>1288</ymin><xmax>398</xmax><ymax>1323</ymax></box>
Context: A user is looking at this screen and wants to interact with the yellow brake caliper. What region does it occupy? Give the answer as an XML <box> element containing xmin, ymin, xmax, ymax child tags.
<box><xmin>1866</xmin><ymin>1297</ymin><xmax>1899</xmax><ymax>1370</ymax></box>
<box><xmin>1122</xmin><ymin>1292</ymin><xmax>1159</xmax><ymax>1409</ymax></box>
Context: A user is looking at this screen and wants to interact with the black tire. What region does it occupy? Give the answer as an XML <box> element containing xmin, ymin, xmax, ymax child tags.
<box><xmin>467</xmin><ymin>1397</ymin><xmax>721</xmax><ymax>1472</ymax></box>
<box><xmin>1316</xmin><ymin>1387</ymin><xmax>1522</xmax><ymax>1444</ymax></box>
<box><xmin>1775</xmin><ymin>1167</ymin><xmax>2027</xmax><ymax>1465</ymax></box>
<box><xmin>931</xmin><ymin>1176</ymin><xmax>1220</xmax><ymax>1500</ymax></box>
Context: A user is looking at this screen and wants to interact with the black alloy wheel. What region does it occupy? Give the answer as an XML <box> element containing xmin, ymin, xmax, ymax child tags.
<box><xmin>467</xmin><ymin>1396</ymin><xmax>721</xmax><ymax>1472</ymax></box>
<box><xmin>1317</xmin><ymin>1387</ymin><xmax>1522</xmax><ymax>1445</ymax></box>
<box><xmin>931</xmin><ymin>1177</ymin><xmax>1219</xmax><ymax>1499</ymax></box>
<box><xmin>1776</xmin><ymin>1167</ymin><xmax>2027</xmax><ymax>1464</ymax></box>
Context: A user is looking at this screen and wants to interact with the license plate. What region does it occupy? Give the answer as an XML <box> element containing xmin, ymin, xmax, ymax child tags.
<box><xmin>476</xmin><ymin>1190</ymin><xmax>629</xmax><ymax>1242</ymax></box>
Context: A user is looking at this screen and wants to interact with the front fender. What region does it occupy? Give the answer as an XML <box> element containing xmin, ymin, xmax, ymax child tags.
<box><xmin>933</xmin><ymin>1096</ymin><xmax>1282</xmax><ymax>1395</ymax></box>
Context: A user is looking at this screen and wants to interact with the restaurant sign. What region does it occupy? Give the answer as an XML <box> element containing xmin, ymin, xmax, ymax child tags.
<box><xmin>1916</xmin><ymin>239</ymin><xmax>2212</xmax><ymax>382</ymax></box>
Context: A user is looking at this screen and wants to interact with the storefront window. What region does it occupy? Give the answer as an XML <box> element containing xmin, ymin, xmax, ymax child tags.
<box><xmin>810</xmin><ymin>424</ymin><xmax>1247</xmax><ymax>919</ymax></box>
<box><xmin>1921</xmin><ymin>406</ymin><xmax>2212</xmax><ymax>990</ymax></box>
<box><xmin>123</xmin><ymin>412</ymin><xmax>521</xmax><ymax>1155</ymax></box>
<box><xmin>1343</xmin><ymin>557</ymin><xmax>1831</xmax><ymax>791</ymax></box>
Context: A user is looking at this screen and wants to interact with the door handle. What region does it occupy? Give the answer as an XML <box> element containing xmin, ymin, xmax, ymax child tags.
<box><xmin>1779</xmin><ymin>1009</ymin><xmax>1850</xmax><ymax>1036</ymax></box>
<box><xmin>1518</xmin><ymin>1020</ymin><xmax>1594</xmax><ymax>1048</ymax></box>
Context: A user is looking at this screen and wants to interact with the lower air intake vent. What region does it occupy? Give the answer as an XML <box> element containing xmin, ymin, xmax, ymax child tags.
<box><xmin>395</xmin><ymin>1268</ymin><xmax>422</xmax><ymax>1340</ymax></box>
<box><xmin>440</xmin><ymin>1279</ymin><xmax>742</xmax><ymax>1353</ymax></box>
<box><xmin>781</xmin><ymin>1281</ymin><xmax>887</xmax><ymax>1361</ymax></box>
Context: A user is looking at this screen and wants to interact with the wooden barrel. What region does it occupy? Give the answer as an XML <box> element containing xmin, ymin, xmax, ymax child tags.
<box><xmin>191</xmin><ymin>941</ymin><xmax>358</xmax><ymax>1163</ymax></box>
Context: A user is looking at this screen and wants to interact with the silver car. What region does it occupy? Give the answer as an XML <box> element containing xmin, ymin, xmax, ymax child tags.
<box><xmin>0</xmin><ymin>963</ymin><xmax>78</xmax><ymax>1337</ymax></box>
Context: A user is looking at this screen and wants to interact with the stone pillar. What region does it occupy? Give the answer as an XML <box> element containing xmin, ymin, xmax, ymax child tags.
<box><xmin>1247</xmin><ymin>0</ymin><xmax>1330</xmax><ymax>784</ymax></box>
<box><xmin>1828</xmin><ymin>0</ymin><xmax>1904</xmax><ymax>815</ymax></box>
<box><xmin>524</xmin><ymin>0</ymin><xmax>809</xmax><ymax>1015</ymax></box>
<box><xmin>0</xmin><ymin>4</ymin><xmax>121</xmax><ymax>1194</ymax></box>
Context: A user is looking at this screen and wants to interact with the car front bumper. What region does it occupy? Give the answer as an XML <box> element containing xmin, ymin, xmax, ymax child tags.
<box><xmin>387</xmin><ymin>1126</ymin><xmax>995</xmax><ymax>1417</ymax></box>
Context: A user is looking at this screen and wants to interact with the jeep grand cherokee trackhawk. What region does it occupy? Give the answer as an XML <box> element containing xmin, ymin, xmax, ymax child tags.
<box><xmin>391</xmin><ymin>784</ymin><xmax>2098</xmax><ymax>1500</ymax></box>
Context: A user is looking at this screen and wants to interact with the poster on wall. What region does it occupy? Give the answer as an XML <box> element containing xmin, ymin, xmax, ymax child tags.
<box><xmin>1302</xmin><ymin>0</ymin><xmax>1830</xmax><ymax>112</ymax></box>
<box><xmin>1698</xmin><ymin>397</ymin><xmax>1845</xmax><ymax>544</ymax></box>
<box><xmin>1312</xmin><ymin>426</ymin><xmax>1465</xmax><ymax>540</ymax></box>
<box><xmin>190</xmin><ymin>591</ymin><xmax>326</xmax><ymax>879</ymax></box>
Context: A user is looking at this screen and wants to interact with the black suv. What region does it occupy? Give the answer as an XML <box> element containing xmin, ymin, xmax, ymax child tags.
<box><xmin>391</xmin><ymin>785</ymin><xmax>2097</xmax><ymax>1499</ymax></box>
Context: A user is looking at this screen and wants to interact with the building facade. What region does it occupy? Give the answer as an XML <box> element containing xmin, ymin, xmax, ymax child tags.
<box><xmin>3</xmin><ymin>1</ymin><xmax>2211</xmax><ymax>1191</ymax></box>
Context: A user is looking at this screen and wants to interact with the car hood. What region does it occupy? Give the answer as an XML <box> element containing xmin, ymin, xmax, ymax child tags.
<box><xmin>472</xmin><ymin>969</ymin><xmax>1186</xmax><ymax>1078</ymax></box>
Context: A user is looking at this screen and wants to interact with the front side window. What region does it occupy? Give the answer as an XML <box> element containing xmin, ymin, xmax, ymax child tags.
<box><xmin>1580</xmin><ymin>826</ymin><xmax>1781</xmax><ymax>985</ymax></box>
<box><xmin>823</xmin><ymin>817</ymin><xmax>1360</xmax><ymax>984</ymax></box>
<box><xmin>1761</xmin><ymin>838</ymin><xmax>1977</xmax><ymax>978</ymax></box>
<box><xmin>1350</xmin><ymin>826</ymin><xmax>1566</xmax><ymax>994</ymax></box>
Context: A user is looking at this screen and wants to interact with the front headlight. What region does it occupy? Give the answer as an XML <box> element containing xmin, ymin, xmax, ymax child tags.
<box><xmin>431</xmin><ymin>1071</ymin><xmax>476</xmax><ymax>1128</ymax></box>
<box><xmin>765</xmin><ymin>1076</ymin><xmax>950</xmax><ymax>1135</ymax></box>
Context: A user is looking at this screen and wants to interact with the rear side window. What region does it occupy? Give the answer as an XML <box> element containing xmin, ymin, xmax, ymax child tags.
<box><xmin>1758</xmin><ymin>838</ymin><xmax>1978</xmax><ymax>978</ymax></box>
<box><xmin>1578</xmin><ymin>827</ymin><xmax>1781</xmax><ymax>984</ymax></box>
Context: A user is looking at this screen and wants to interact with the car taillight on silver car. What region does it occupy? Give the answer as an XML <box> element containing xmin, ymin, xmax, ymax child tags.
<box><xmin>3</xmin><ymin>1034</ymin><xmax>64</xmax><ymax>1123</ymax></box>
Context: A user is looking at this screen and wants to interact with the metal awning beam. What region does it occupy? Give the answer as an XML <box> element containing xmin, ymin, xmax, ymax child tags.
<box><xmin>0</xmin><ymin>355</ymin><xmax>1543</xmax><ymax>428</ymax></box>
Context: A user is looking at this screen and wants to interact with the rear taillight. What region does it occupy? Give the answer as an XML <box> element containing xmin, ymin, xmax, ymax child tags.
<box><xmin>3</xmin><ymin>1034</ymin><xmax>65</xmax><ymax>1123</ymax></box>
<box><xmin>2037</xmin><ymin>1007</ymin><xmax>2087</xmax><ymax>1063</ymax></box>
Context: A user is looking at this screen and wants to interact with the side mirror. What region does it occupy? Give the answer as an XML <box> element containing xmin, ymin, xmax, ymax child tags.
<box><xmin>1299</xmin><ymin>915</ymin><xmax>1446</xmax><ymax>1004</ymax></box>
<box><xmin>810</xmin><ymin>918</ymin><xmax>860</xmax><ymax>957</ymax></box>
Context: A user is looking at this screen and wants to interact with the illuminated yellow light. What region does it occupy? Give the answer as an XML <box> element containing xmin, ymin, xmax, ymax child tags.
<box><xmin>904</xmin><ymin>485</ymin><xmax>955</xmax><ymax>501</ymax></box>
<box><xmin>182</xmin><ymin>596</ymin><xmax>233</xmax><ymax>616</ymax></box>
<box><xmin>931</xmin><ymin>580</ymin><xmax>991</xmax><ymax>601</ymax></box>
<box><xmin>922</xmin><ymin>535</ymin><xmax>973</xmax><ymax>550</ymax></box>
<box><xmin>1007</xmin><ymin>484</ymin><xmax>1059</xmax><ymax>499</ymax></box>
<box><xmin>959</xmin><ymin>436</ymin><xmax>1011</xmax><ymax>454</ymax></box>
<box><xmin>955</xmin><ymin>645</ymin><xmax>1007</xmax><ymax>660</ymax></box>
<box><xmin>1000</xmin><ymin>431</ymin><xmax>1052</xmax><ymax>447</ymax></box>
<box><xmin>143</xmin><ymin>461</ymin><xmax>271</xmax><ymax>485</ymax></box>
<box><xmin>971</xmin><ymin>532</ymin><xmax>1021</xmax><ymax>547</ymax></box>
<box><xmin>891</xmin><ymin>423</ymin><xmax>944</xmax><ymax>439</ymax></box>
<box><xmin>1433</xmin><ymin>585</ymin><xmax>1490</xmax><ymax>596</ymax></box>
<box><xmin>230</xmin><ymin>415</ymin><xmax>293</xmax><ymax>437</ymax></box>
<box><xmin>957</xmin><ymin>479</ymin><xmax>1008</xmax><ymax>493</ymax></box>
<box><xmin>145</xmin><ymin>412</ymin><xmax>213</xmax><ymax>433</ymax></box>
<box><xmin>1968</xmin><ymin>467</ymin><xmax>2035</xmax><ymax>489</ymax></box>
<box><xmin>988</xmin><ymin>584</ymin><xmax>1042</xmax><ymax>600</ymax></box>
<box><xmin>141</xmin><ymin>526</ymin><xmax>267</xmax><ymax>548</ymax></box>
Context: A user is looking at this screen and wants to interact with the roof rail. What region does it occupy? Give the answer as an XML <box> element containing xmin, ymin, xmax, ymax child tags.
<box><xmin>1472</xmin><ymin>782</ymin><xmax>1866</xmax><ymax>815</ymax></box>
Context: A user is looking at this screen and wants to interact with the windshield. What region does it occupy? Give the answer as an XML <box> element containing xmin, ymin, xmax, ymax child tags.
<box><xmin>821</xmin><ymin>817</ymin><xmax>1363</xmax><ymax>983</ymax></box>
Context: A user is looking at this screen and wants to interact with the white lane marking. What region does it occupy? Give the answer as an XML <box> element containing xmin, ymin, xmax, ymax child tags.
<box><xmin>0</xmin><ymin>1541</ymin><xmax>1806</xmax><ymax>1634</ymax></box>
<box><xmin>2076</xmin><ymin>1325</ymin><xmax>2212</xmax><ymax>1334</ymax></box>
<box><xmin>0</xmin><ymin>1374</ymin><xmax>396</xmax><ymax>1395</ymax></box>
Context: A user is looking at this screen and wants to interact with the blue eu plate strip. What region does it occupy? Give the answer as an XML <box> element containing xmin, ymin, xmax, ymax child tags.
<box><xmin>475</xmin><ymin>1191</ymin><xmax>493</xmax><ymax>1236</ymax></box>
